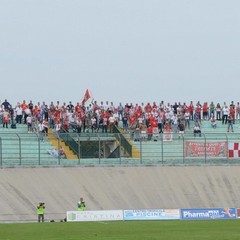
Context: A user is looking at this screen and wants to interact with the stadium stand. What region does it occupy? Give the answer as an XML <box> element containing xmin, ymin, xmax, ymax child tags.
<box><xmin>1</xmin><ymin>100</ymin><xmax>240</xmax><ymax>222</ymax></box>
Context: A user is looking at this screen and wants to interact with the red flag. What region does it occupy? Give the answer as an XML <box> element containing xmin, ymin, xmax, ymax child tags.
<box><xmin>82</xmin><ymin>89</ymin><xmax>91</xmax><ymax>105</ymax></box>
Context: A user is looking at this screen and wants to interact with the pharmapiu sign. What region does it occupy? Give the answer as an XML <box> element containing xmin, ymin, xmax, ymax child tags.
<box><xmin>181</xmin><ymin>208</ymin><xmax>236</xmax><ymax>220</ymax></box>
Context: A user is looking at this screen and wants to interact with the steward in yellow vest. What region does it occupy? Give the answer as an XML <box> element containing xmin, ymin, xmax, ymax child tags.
<box><xmin>77</xmin><ymin>197</ymin><xmax>86</xmax><ymax>211</ymax></box>
<box><xmin>37</xmin><ymin>202</ymin><xmax>45</xmax><ymax>222</ymax></box>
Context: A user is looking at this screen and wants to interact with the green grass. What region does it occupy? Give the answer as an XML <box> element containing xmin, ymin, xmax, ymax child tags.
<box><xmin>1</xmin><ymin>220</ymin><xmax>240</xmax><ymax>240</ymax></box>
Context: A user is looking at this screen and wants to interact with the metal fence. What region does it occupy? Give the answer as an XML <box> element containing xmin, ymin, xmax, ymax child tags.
<box><xmin>0</xmin><ymin>131</ymin><xmax>240</xmax><ymax>167</ymax></box>
<box><xmin>129</xmin><ymin>132</ymin><xmax>240</xmax><ymax>165</ymax></box>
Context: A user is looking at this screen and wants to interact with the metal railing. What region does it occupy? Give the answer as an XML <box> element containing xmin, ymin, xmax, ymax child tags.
<box><xmin>0</xmin><ymin>131</ymin><xmax>240</xmax><ymax>167</ymax></box>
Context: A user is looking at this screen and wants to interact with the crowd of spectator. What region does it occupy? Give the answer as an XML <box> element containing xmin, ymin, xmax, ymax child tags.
<box><xmin>0</xmin><ymin>99</ymin><xmax>239</xmax><ymax>137</ymax></box>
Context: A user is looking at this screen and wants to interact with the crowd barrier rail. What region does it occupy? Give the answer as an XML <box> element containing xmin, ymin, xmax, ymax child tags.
<box><xmin>0</xmin><ymin>131</ymin><xmax>240</xmax><ymax>167</ymax></box>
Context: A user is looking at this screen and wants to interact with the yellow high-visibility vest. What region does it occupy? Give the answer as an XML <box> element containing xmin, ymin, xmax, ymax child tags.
<box><xmin>37</xmin><ymin>205</ymin><xmax>45</xmax><ymax>215</ymax></box>
<box><xmin>77</xmin><ymin>201</ymin><xmax>85</xmax><ymax>211</ymax></box>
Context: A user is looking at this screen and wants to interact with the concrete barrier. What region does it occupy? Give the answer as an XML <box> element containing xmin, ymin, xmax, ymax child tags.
<box><xmin>0</xmin><ymin>165</ymin><xmax>240</xmax><ymax>222</ymax></box>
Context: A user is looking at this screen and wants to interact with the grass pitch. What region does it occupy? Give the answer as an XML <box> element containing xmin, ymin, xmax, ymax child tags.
<box><xmin>1</xmin><ymin>220</ymin><xmax>240</xmax><ymax>240</ymax></box>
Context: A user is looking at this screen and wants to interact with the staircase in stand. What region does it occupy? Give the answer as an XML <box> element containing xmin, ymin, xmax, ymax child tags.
<box><xmin>48</xmin><ymin>128</ymin><xmax>78</xmax><ymax>160</ymax></box>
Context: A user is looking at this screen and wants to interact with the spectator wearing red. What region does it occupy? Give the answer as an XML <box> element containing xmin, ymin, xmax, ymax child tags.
<box><xmin>75</xmin><ymin>102</ymin><xmax>81</xmax><ymax>113</ymax></box>
<box><xmin>129</xmin><ymin>115</ymin><xmax>136</xmax><ymax>128</ymax></box>
<box><xmin>164</xmin><ymin>121</ymin><xmax>172</xmax><ymax>132</ymax></box>
<box><xmin>147</xmin><ymin>114</ymin><xmax>155</xmax><ymax>127</ymax></box>
<box><xmin>145</xmin><ymin>102</ymin><xmax>152</xmax><ymax>113</ymax></box>
<box><xmin>21</xmin><ymin>100</ymin><xmax>28</xmax><ymax>124</ymax></box>
<box><xmin>159</xmin><ymin>108</ymin><xmax>166</xmax><ymax>121</ymax></box>
<box><xmin>54</xmin><ymin>107</ymin><xmax>61</xmax><ymax>123</ymax></box>
<box><xmin>188</xmin><ymin>101</ymin><xmax>194</xmax><ymax>120</ymax></box>
<box><xmin>93</xmin><ymin>100</ymin><xmax>100</xmax><ymax>112</ymax></box>
<box><xmin>105</xmin><ymin>110</ymin><xmax>111</xmax><ymax>120</ymax></box>
<box><xmin>102</xmin><ymin>114</ymin><xmax>108</xmax><ymax>133</ymax></box>
<box><xmin>151</xmin><ymin>119</ymin><xmax>158</xmax><ymax>128</ymax></box>
<box><xmin>135</xmin><ymin>106</ymin><xmax>142</xmax><ymax>118</ymax></box>
<box><xmin>229</xmin><ymin>105</ymin><xmax>235</xmax><ymax>124</ymax></box>
<box><xmin>182</xmin><ymin>102</ymin><xmax>188</xmax><ymax>113</ymax></box>
<box><xmin>62</xmin><ymin>118</ymin><xmax>69</xmax><ymax>132</ymax></box>
<box><xmin>147</xmin><ymin>124</ymin><xmax>153</xmax><ymax>141</ymax></box>
<box><xmin>33</xmin><ymin>105</ymin><xmax>40</xmax><ymax>117</ymax></box>
<box><xmin>202</xmin><ymin>102</ymin><xmax>209</xmax><ymax>120</ymax></box>
<box><xmin>152</xmin><ymin>102</ymin><xmax>158</xmax><ymax>111</ymax></box>
<box><xmin>3</xmin><ymin>109</ymin><xmax>10</xmax><ymax>128</ymax></box>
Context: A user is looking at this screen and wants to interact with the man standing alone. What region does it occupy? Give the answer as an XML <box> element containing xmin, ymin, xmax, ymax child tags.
<box><xmin>77</xmin><ymin>197</ymin><xmax>86</xmax><ymax>211</ymax></box>
<box><xmin>37</xmin><ymin>202</ymin><xmax>45</xmax><ymax>222</ymax></box>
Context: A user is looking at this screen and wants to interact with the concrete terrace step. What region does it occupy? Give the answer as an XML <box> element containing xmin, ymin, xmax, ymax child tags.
<box><xmin>2</xmin><ymin>160</ymin><xmax>59</xmax><ymax>166</ymax></box>
<box><xmin>0</xmin><ymin>124</ymin><xmax>57</xmax><ymax>165</ymax></box>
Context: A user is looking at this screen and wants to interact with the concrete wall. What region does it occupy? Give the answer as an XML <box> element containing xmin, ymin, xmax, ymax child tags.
<box><xmin>1</xmin><ymin>165</ymin><xmax>240</xmax><ymax>222</ymax></box>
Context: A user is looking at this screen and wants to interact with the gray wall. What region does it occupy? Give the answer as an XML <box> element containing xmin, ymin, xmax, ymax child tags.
<box><xmin>1</xmin><ymin>165</ymin><xmax>240</xmax><ymax>222</ymax></box>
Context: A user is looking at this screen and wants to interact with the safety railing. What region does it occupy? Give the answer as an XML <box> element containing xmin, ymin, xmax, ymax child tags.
<box><xmin>0</xmin><ymin>131</ymin><xmax>240</xmax><ymax>167</ymax></box>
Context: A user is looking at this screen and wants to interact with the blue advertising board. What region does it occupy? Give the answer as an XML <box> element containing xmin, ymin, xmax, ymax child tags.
<box><xmin>181</xmin><ymin>208</ymin><xmax>236</xmax><ymax>220</ymax></box>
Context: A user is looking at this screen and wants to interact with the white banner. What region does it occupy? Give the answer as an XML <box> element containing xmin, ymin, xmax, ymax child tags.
<box><xmin>163</xmin><ymin>132</ymin><xmax>173</xmax><ymax>142</ymax></box>
<box><xmin>124</xmin><ymin>209</ymin><xmax>180</xmax><ymax>220</ymax></box>
<box><xmin>66</xmin><ymin>210</ymin><xmax>123</xmax><ymax>222</ymax></box>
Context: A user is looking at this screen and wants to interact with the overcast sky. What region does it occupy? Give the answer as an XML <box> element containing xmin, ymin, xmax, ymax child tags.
<box><xmin>0</xmin><ymin>0</ymin><xmax>239</xmax><ymax>107</ymax></box>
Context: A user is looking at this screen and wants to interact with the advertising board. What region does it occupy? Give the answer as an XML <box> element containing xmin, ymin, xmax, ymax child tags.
<box><xmin>67</xmin><ymin>210</ymin><xmax>123</xmax><ymax>222</ymax></box>
<box><xmin>181</xmin><ymin>208</ymin><xmax>236</xmax><ymax>220</ymax></box>
<box><xmin>124</xmin><ymin>209</ymin><xmax>180</xmax><ymax>220</ymax></box>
